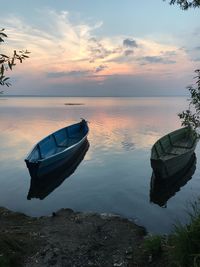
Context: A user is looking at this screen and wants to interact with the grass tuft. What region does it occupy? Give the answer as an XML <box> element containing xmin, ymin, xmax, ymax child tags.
<box><xmin>168</xmin><ymin>199</ymin><xmax>200</xmax><ymax>267</ymax></box>
<box><xmin>143</xmin><ymin>235</ymin><xmax>162</xmax><ymax>258</ymax></box>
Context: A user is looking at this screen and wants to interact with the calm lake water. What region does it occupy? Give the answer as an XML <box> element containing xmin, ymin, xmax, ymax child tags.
<box><xmin>0</xmin><ymin>96</ymin><xmax>200</xmax><ymax>234</ymax></box>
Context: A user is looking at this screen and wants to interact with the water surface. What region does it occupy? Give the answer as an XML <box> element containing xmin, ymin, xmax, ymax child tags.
<box><xmin>0</xmin><ymin>96</ymin><xmax>199</xmax><ymax>234</ymax></box>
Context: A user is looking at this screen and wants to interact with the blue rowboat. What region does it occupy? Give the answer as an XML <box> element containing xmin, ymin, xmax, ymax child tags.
<box><xmin>27</xmin><ymin>139</ymin><xmax>89</xmax><ymax>199</ymax></box>
<box><xmin>25</xmin><ymin>119</ymin><xmax>89</xmax><ymax>177</ymax></box>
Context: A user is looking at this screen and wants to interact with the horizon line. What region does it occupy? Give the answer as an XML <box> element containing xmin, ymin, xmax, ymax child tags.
<box><xmin>1</xmin><ymin>94</ymin><xmax>188</xmax><ymax>98</ymax></box>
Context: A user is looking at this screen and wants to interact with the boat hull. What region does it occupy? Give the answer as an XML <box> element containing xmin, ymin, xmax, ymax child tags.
<box><xmin>27</xmin><ymin>140</ymin><xmax>89</xmax><ymax>198</ymax></box>
<box><xmin>25</xmin><ymin>120</ymin><xmax>89</xmax><ymax>178</ymax></box>
<box><xmin>151</xmin><ymin>149</ymin><xmax>195</xmax><ymax>179</ymax></box>
<box><xmin>26</xmin><ymin>136</ymin><xmax>88</xmax><ymax>177</ymax></box>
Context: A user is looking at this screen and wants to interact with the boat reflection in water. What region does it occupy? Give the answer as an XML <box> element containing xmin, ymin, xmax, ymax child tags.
<box><xmin>150</xmin><ymin>153</ymin><xmax>196</xmax><ymax>208</ymax></box>
<box><xmin>27</xmin><ymin>140</ymin><xmax>89</xmax><ymax>200</ymax></box>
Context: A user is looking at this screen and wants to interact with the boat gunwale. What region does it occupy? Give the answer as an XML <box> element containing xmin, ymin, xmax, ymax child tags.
<box><xmin>151</xmin><ymin>126</ymin><xmax>197</xmax><ymax>161</ymax></box>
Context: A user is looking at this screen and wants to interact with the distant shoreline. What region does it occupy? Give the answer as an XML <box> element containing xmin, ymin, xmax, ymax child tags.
<box><xmin>1</xmin><ymin>95</ymin><xmax>188</xmax><ymax>98</ymax></box>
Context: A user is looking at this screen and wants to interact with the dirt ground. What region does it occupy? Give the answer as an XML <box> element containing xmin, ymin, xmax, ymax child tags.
<box><xmin>0</xmin><ymin>207</ymin><xmax>150</xmax><ymax>267</ymax></box>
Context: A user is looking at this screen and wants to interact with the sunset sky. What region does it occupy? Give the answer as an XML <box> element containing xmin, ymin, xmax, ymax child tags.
<box><xmin>1</xmin><ymin>0</ymin><xmax>200</xmax><ymax>96</ymax></box>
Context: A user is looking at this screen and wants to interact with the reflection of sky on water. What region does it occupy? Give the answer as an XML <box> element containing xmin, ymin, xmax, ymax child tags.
<box><xmin>1</xmin><ymin>96</ymin><xmax>200</xmax><ymax>234</ymax></box>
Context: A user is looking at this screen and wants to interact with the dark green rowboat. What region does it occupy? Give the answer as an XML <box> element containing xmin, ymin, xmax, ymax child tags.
<box><xmin>151</xmin><ymin>127</ymin><xmax>198</xmax><ymax>179</ymax></box>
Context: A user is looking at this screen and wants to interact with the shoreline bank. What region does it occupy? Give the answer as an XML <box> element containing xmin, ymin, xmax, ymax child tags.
<box><xmin>0</xmin><ymin>207</ymin><xmax>151</xmax><ymax>267</ymax></box>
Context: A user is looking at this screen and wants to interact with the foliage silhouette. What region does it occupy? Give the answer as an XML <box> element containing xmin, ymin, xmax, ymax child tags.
<box><xmin>178</xmin><ymin>70</ymin><xmax>200</xmax><ymax>131</ymax></box>
<box><xmin>0</xmin><ymin>28</ymin><xmax>30</xmax><ymax>88</ymax></box>
<box><xmin>166</xmin><ymin>0</ymin><xmax>200</xmax><ymax>10</ymax></box>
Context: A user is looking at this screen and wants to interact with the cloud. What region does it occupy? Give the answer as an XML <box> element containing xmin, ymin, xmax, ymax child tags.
<box><xmin>39</xmin><ymin>73</ymin><xmax>190</xmax><ymax>97</ymax></box>
<box><xmin>47</xmin><ymin>66</ymin><xmax>108</xmax><ymax>78</ymax></box>
<box><xmin>161</xmin><ymin>50</ymin><xmax>177</xmax><ymax>56</ymax></box>
<box><xmin>124</xmin><ymin>50</ymin><xmax>134</xmax><ymax>56</ymax></box>
<box><xmin>94</xmin><ymin>65</ymin><xmax>108</xmax><ymax>73</ymax></box>
<box><xmin>183</xmin><ymin>45</ymin><xmax>200</xmax><ymax>63</ymax></box>
<box><xmin>142</xmin><ymin>56</ymin><xmax>164</xmax><ymax>63</ymax></box>
<box><xmin>140</xmin><ymin>56</ymin><xmax>176</xmax><ymax>64</ymax></box>
<box><xmin>193</xmin><ymin>27</ymin><xmax>200</xmax><ymax>37</ymax></box>
<box><xmin>0</xmin><ymin>10</ymin><xmax>103</xmax><ymax>69</ymax></box>
<box><xmin>123</xmin><ymin>38</ymin><xmax>138</xmax><ymax>48</ymax></box>
<box><xmin>88</xmin><ymin>38</ymin><xmax>122</xmax><ymax>63</ymax></box>
<box><xmin>47</xmin><ymin>70</ymin><xmax>91</xmax><ymax>78</ymax></box>
<box><xmin>192</xmin><ymin>57</ymin><xmax>200</xmax><ymax>62</ymax></box>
